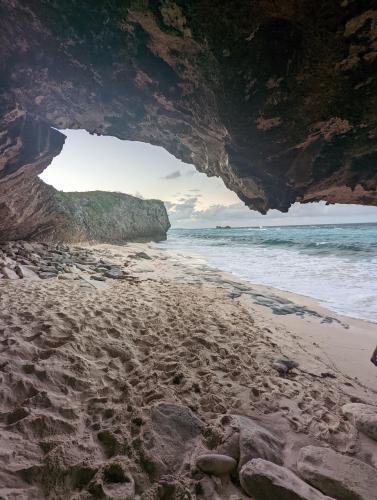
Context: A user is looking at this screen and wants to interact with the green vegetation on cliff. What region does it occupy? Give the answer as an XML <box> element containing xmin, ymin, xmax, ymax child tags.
<box><xmin>55</xmin><ymin>190</ymin><xmax>170</xmax><ymax>243</ymax></box>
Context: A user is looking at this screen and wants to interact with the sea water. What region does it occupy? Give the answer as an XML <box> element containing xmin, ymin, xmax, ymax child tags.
<box><xmin>159</xmin><ymin>223</ymin><xmax>377</xmax><ymax>323</ymax></box>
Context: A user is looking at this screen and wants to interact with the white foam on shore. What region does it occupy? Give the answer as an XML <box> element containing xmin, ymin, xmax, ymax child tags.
<box><xmin>158</xmin><ymin>237</ymin><xmax>377</xmax><ymax>324</ymax></box>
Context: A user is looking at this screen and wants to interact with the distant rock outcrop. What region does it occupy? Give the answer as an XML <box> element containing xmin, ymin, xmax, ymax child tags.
<box><xmin>55</xmin><ymin>190</ymin><xmax>170</xmax><ymax>243</ymax></box>
<box><xmin>0</xmin><ymin>181</ymin><xmax>170</xmax><ymax>243</ymax></box>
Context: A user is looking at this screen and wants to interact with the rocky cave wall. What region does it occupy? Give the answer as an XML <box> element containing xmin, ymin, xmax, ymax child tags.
<box><xmin>1</xmin><ymin>0</ymin><xmax>377</xmax><ymax>241</ymax></box>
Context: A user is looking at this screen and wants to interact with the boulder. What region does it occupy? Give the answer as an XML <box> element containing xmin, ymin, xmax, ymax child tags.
<box><xmin>341</xmin><ymin>403</ymin><xmax>377</xmax><ymax>441</ymax></box>
<box><xmin>297</xmin><ymin>445</ymin><xmax>377</xmax><ymax>500</ymax></box>
<box><xmin>196</xmin><ymin>454</ymin><xmax>237</xmax><ymax>476</ymax></box>
<box><xmin>235</xmin><ymin>415</ymin><xmax>285</xmax><ymax>468</ymax></box>
<box><xmin>15</xmin><ymin>264</ymin><xmax>39</xmax><ymax>280</ymax></box>
<box><xmin>141</xmin><ymin>403</ymin><xmax>204</xmax><ymax>478</ymax></box>
<box><xmin>1</xmin><ymin>267</ymin><xmax>19</xmax><ymax>279</ymax></box>
<box><xmin>104</xmin><ymin>268</ymin><xmax>123</xmax><ymax>279</ymax></box>
<box><xmin>240</xmin><ymin>459</ymin><xmax>333</xmax><ymax>500</ymax></box>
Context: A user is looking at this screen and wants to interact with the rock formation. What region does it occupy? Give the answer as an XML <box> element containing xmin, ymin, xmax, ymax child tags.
<box><xmin>1</xmin><ymin>1</ymin><xmax>377</xmax><ymax>240</ymax></box>
<box><xmin>55</xmin><ymin>190</ymin><xmax>170</xmax><ymax>243</ymax></box>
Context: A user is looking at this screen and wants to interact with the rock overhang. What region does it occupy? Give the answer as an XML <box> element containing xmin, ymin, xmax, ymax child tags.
<box><xmin>0</xmin><ymin>0</ymin><xmax>376</xmax><ymax>240</ymax></box>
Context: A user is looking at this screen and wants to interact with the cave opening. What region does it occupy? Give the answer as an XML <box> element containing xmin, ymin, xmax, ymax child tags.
<box><xmin>39</xmin><ymin>129</ymin><xmax>377</xmax><ymax>231</ymax></box>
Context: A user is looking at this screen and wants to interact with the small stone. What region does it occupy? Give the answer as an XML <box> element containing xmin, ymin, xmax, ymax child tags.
<box><xmin>104</xmin><ymin>268</ymin><xmax>123</xmax><ymax>279</ymax></box>
<box><xmin>58</xmin><ymin>273</ymin><xmax>75</xmax><ymax>280</ymax></box>
<box><xmin>240</xmin><ymin>459</ymin><xmax>332</xmax><ymax>500</ymax></box>
<box><xmin>341</xmin><ymin>403</ymin><xmax>377</xmax><ymax>441</ymax></box>
<box><xmin>38</xmin><ymin>272</ymin><xmax>57</xmax><ymax>280</ymax></box>
<box><xmin>15</xmin><ymin>264</ymin><xmax>39</xmax><ymax>280</ymax></box>
<box><xmin>196</xmin><ymin>454</ymin><xmax>237</xmax><ymax>476</ymax></box>
<box><xmin>272</xmin><ymin>358</ymin><xmax>299</xmax><ymax>376</ymax></box>
<box><xmin>75</xmin><ymin>263</ymin><xmax>89</xmax><ymax>272</ymax></box>
<box><xmin>131</xmin><ymin>252</ymin><xmax>152</xmax><ymax>260</ymax></box>
<box><xmin>99</xmin><ymin>259</ymin><xmax>113</xmax><ymax>268</ymax></box>
<box><xmin>90</xmin><ymin>275</ymin><xmax>106</xmax><ymax>282</ymax></box>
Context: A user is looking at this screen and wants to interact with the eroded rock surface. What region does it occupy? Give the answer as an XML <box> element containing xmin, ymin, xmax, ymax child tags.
<box><xmin>1</xmin><ymin>1</ymin><xmax>377</xmax><ymax>240</ymax></box>
<box><xmin>342</xmin><ymin>403</ymin><xmax>377</xmax><ymax>441</ymax></box>
<box><xmin>240</xmin><ymin>459</ymin><xmax>333</xmax><ymax>500</ymax></box>
<box><xmin>297</xmin><ymin>445</ymin><xmax>377</xmax><ymax>500</ymax></box>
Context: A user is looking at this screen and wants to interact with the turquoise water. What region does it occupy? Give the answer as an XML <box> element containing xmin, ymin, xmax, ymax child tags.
<box><xmin>159</xmin><ymin>223</ymin><xmax>377</xmax><ymax>323</ymax></box>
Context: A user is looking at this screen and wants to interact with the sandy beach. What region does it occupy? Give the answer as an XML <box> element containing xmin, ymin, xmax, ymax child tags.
<box><xmin>1</xmin><ymin>241</ymin><xmax>377</xmax><ymax>499</ymax></box>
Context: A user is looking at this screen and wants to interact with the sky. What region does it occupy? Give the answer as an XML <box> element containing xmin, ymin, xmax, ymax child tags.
<box><xmin>40</xmin><ymin>129</ymin><xmax>377</xmax><ymax>228</ymax></box>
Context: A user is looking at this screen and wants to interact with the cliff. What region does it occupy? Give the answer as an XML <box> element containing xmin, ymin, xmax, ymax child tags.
<box><xmin>55</xmin><ymin>190</ymin><xmax>170</xmax><ymax>243</ymax></box>
<box><xmin>0</xmin><ymin>1</ymin><xmax>377</xmax><ymax>241</ymax></box>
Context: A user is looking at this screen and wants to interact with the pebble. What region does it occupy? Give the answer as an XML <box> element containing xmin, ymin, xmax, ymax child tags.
<box><xmin>196</xmin><ymin>454</ymin><xmax>237</xmax><ymax>476</ymax></box>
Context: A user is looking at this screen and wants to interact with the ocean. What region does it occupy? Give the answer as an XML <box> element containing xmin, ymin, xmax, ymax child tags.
<box><xmin>158</xmin><ymin>223</ymin><xmax>377</xmax><ymax>323</ymax></box>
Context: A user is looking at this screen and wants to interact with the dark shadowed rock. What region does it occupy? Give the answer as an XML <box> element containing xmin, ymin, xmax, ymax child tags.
<box><xmin>297</xmin><ymin>445</ymin><xmax>377</xmax><ymax>500</ymax></box>
<box><xmin>240</xmin><ymin>459</ymin><xmax>333</xmax><ymax>500</ymax></box>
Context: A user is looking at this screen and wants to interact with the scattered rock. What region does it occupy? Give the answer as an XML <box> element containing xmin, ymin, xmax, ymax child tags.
<box><xmin>38</xmin><ymin>272</ymin><xmax>57</xmax><ymax>280</ymax></box>
<box><xmin>235</xmin><ymin>415</ymin><xmax>285</xmax><ymax>468</ymax></box>
<box><xmin>196</xmin><ymin>453</ymin><xmax>237</xmax><ymax>476</ymax></box>
<box><xmin>104</xmin><ymin>268</ymin><xmax>123</xmax><ymax>279</ymax></box>
<box><xmin>58</xmin><ymin>273</ymin><xmax>75</xmax><ymax>280</ymax></box>
<box><xmin>99</xmin><ymin>259</ymin><xmax>113</xmax><ymax>268</ymax></box>
<box><xmin>15</xmin><ymin>265</ymin><xmax>40</xmax><ymax>280</ymax></box>
<box><xmin>341</xmin><ymin>403</ymin><xmax>377</xmax><ymax>441</ymax></box>
<box><xmin>1</xmin><ymin>267</ymin><xmax>19</xmax><ymax>279</ymax></box>
<box><xmin>297</xmin><ymin>445</ymin><xmax>377</xmax><ymax>500</ymax></box>
<box><xmin>90</xmin><ymin>275</ymin><xmax>107</xmax><ymax>282</ymax></box>
<box><xmin>240</xmin><ymin>459</ymin><xmax>332</xmax><ymax>499</ymax></box>
<box><xmin>131</xmin><ymin>252</ymin><xmax>152</xmax><ymax>260</ymax></box>
<box><xmin>272</xmin><ymin>358</ymin><xmax>299</xmax><ymax>376</ymax></box>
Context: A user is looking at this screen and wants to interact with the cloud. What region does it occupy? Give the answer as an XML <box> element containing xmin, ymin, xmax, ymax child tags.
<box><xmin>161</xmin><ymin>170</ymin><xmax>181</xmax><ymax>180</ymax></box>
<box><xmin>165</xmin><ymin>198</ymin><xmax>377</xmax><ymax>228</ymax></box>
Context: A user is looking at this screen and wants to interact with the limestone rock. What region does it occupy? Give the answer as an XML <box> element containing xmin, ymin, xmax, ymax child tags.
<box><xmin>235</xmin><ymin>415</ymin><xmax>285</xmax><ymax>468</ymax></box>
<box><xmin>141</xmin><ymin>403</ymin><xmax>204</xmax><ymax>478</ymax></box>
<box><xmin>1</xmin><ymin>267</ymin><xmax>19</xmax><ymax>279</ymax></box>
<box><xmin>104</xmin><ymin>268</ymin><xmax>123</xmax><ymax>279</ymax></box>
<box><xmin>297</xmin><ymin>445</ymin><xmax>377</xmax><ymax>500</ymax></box>
<box><xmin>15</xmin><ymin>265</ymin><xmax>39</xmax><ymax>280</ymax></box>
<box><xmin>196</xmin><ymin>453</ymin><xmax>237</xmax><ymax>476</ymax></box>
<box><xmin>90</xmin><ymin>275</ymin><xmax>107</xmax><ymax>282</ymax></box>
<box><xmin>272</xmin><ymin>358</ymin><xmax>299</xmax><ymax>376</ymax></box>
<box><xmin>341</xmin><ymin>403</ymin><xmax>377</xmax><ymax>441</ymax></box>
<box><xmin>240</xmin><ymin>459</ymin><xmax>333</xmax><ymax>500</ymax></box>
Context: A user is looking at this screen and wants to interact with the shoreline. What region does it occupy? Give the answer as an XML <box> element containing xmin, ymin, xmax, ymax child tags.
<box><xmin>1</xmin><ymin>240</ymin><xmax>377</xmax><ymax>498</ymax></box>
<box><xmin>156</xmin><ymin>243</ymin><xmax>377</xmax><ymax>326</ymax></box>
<box><xmin>150</xmin><ymin>243</ymin><xmax>377</xmax><ymax>391</ymax></box>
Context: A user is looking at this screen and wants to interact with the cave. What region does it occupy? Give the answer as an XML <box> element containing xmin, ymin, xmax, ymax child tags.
<box><xmin>1</xmin><ymin>3</ymin><xmax>377</xmax><ymax>500</ymax></box>
<box><xmin>1</xmin><ymin>0</ymin><xmax>377</xmax><ymax>243</ymax></box>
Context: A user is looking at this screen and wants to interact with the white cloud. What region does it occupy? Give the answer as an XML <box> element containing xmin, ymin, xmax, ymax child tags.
<box><xmin>161</xmin><ymin>170</ymin><xmax>181</xmax><ymax>180</ymax></box>
<box><xmin>166</xmin><ymin>198</ymin><xmax>377</xmax><ymax>228</ymax></box>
